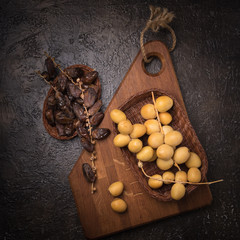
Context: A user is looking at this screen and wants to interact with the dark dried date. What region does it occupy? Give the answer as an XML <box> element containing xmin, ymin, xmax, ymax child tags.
<box><xmin>45</xmin><ymin>57</ymin><xmax>57</xmax><ymax>79</ymax></box>
<box><xmin>55</xmin><ymin>111</ymin><xmax>74</xmax><ymax>124</ymax></box>
<box><xmin>56</xmin><ymin>122</ymin><xmax>65</xmax><ymax>136</ymax></box>
<box><xmin>64</xmin><ymin>95</ymin><xmax>72</xmax><ymax>109</ymax></box>
<box><xmin>61</xmin><ymin>105</ymin><xmax>75</xmax><ymax>119</ymax></box>
<box><xmin>57</xmin><ymin>74</ymin><xmax>67</xmax><ymax>92</ymax></box>
<box><xmin>65</xmin><ymin>68</ymin><xmax>84</xmax><ymax>80</ymax></box>
<box><xmin>84</xmin><ymin>88</ymin><xmax>97</xmax><ymax>108</ymax></box>
<box><xmin>88</xmin><ymin>99</ymin><xmax>102</xmax><ymax>116</ymax></box>
<box><xmin>82</xmin><ymin>163</ymin><xmax>96</xmax><ymax>183</ymax></box>
<box><xmin>73</xmin><ymin>102</ymin><xmax>86</xmax><ymax>122</ymax></box>
<box><xmin>75</xmin><ymin>97</ymin><xmax>84</xmax><ymax>105</ymax></box>
<box><xmin>47</xmin><ymin>95</ymin><xmax>56</xmax><ymax>108</ymax></box>
<box><xmin>64</xmin><ymin>124</ymin><xmax>74</xmax><ymax>136</ymax></box>
<box><xmin>68</xmin><ymin>82</ymin><xmax>82</xmax><ymax>98</ymax></box>
<box><xmin>82</xmin><ymin>71</ymin><xmax>98</xmax><ymax>85</ymax></box>
<box><xmin>90</xmin><ymin>112</ymin><xmax>104</xmax><ymax>126</ymax></box>
<box><xmin>80</xmin><ymin>137</ymin><xmax>94</xmax><ymax>152</ymax></box>
<box><xmin>55</xmin><ymin>91</ymin><xmax>65</xmax><ymax>108</ymax></box>
<box><xmin>76</xmin><ymin>123</ymin><xmax>91</xmax><ymax>141</ymax></box>
<box><xmin>92</xmin><ymin>128</ymin><xmax>110</xmax><ymax>140</ymax></box>
<box><xmin>45</xmin><ymin>108</ymin><xmax>55</xmax><ymax>126</ymax></box>
<box><xmin>89</xmin><ymin>83</ymin><xmax>100</xmax><ymax>97</ymax></box>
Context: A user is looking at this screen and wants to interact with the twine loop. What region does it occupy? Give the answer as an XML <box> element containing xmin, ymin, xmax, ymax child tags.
<box><xmin>140</xmin><ymin>6</ymin><xmax>176</xmax><ymax>63</ymax></box>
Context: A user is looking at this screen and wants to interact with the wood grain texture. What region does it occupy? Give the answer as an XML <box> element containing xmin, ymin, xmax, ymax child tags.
<box><xmin>69</xmin><ymin>41</ymin><xmax>212</xmax><ymax>239</ymax></box>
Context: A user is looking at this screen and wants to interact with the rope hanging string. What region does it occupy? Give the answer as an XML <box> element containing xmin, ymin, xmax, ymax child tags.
<box><xmin>140</xmin><ymin>6</ymin><xmax>176</xmax><ymax>63</ymax></box>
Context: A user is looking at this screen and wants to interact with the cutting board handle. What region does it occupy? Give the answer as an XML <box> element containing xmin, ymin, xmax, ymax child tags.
<box><xmin>127</xmin><ymin>41</ymin><xmax>183</xmax><ymax>106</ymax></box>
<box><xmin>140</xmin><ymin>46</ymin><xmax>167</xmax><ymax>78</ymax></box>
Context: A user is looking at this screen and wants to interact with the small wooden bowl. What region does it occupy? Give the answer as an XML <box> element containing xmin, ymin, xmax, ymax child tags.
<box><xmin>115</xmin><ymin>89</ymin><xmax>208</xmax><ymax>201</ymax></box>
<box><xmin>43</xmin><ymin>64</ymin><xmax>101</xmax><ymax>140</ymax></box>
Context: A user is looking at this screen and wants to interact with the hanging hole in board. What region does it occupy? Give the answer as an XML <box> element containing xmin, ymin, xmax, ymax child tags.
<box><xmin>142</xmin><ymin>53</ymin><xmax>164</xmax><ymax>77</ymax></box>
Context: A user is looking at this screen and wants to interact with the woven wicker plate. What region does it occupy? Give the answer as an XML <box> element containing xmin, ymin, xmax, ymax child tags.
<box><xmin>115</xmin><ymin>89</ymin><xmax>208</xmax><ymax>201</ymax></box>
<box><xmin>43</xmin><ymin>64</ymin><xmax>101</xmax><ymax>140</ymax></box>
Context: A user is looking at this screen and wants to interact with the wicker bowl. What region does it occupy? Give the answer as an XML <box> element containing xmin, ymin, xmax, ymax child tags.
<box><xmin>43</xmin><ymin>64</ymin><xmax>101</xmax><ymax>140</ymax></box>
<box><xmin>115</xmin><ymin>89</ymin><xmax>208</xmax><ymax>201</ymax></box>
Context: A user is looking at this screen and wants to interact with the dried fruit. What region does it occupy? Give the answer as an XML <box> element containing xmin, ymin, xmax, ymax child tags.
<box><xmin>47</xmin><ymin>95</ymin><xmax>56</xmax><ymax>108</ymax></box>
<box><xmin>55</xmin><ymin>91</ymin><xmax>65</xmax><ymax>108</ymax></box>
<box><xmin>88</xmin><ymin>99</ymin><xmax>102</xmax><ymax>116</ymax></box>
<box><xmin>75</xmin><ymin>97</ymin><xmax>84</xmax><ymax>105</ymax></box>
<box><xmin>57</xmin><ymin>74</ymin><xmax>67</xmax><ymax>92</ymax></box>
<box><xmin>92</xmin><ymin>128</ymin><xmax>111</xmax><ymax>140</ymax></box>
<box><xmin>73</xmin><ymin>102</ymin><xmax>86</xmax><ymax>122</ymax></box>
<box><xmin>80</xmin><ymin>137</ymin><xmax>94</xmax><ymax>152</ymax></box>
<box><xmin>55</xmin><ymin>111</ymin><xmax>74</xmax><ymax>124</ymax></box>
<box><xmin>45</xmin><ymin>57</ymin><xmax>57</xmax><ymax>79</ymax></box>
<box><xmin>55</xmin><ymin>122</ymin><xmax>65</xmax><ymax>136</ymax></box>
<box><xmin>90</xmin><ymin>112</ymin><xmax>104</xmax><ymax>126</ymax></box>
<box><xmin>89</xmin><ymin>83</ymin><xmax>100</xmax><ymax>96</ymax></box>
<box><xmin>84</xmin><ymin>88</ymin><xmax>97</xmax><ymax>108</ymax></box>
<box><xmin>82</xmin><ymin>163</ymin><xmax>96</xmax><ymax>183</ymax></box>
<box><xmin>76</xmin><ymin>123</ymin><xmax>91</xmax><ymax>141</ymax></box>
<box><xmin>82</xmin><ymin>71</ymin><xmax>98</xmax><ymax>85</ymax></box>
<box><xmin>45</xmin><ymin>109</ymin><xmax>55</xmax><ymax>126</ymax></box>
<box><xmin>68</xmin><ymin>82</ymin><xmax>82</xmax><ymax>98</ymax></box>
<box><xmin>65</xmin><ymin>124</ymin><xmax>74</xmax><ymax>136</ymax></box>
<box><xmin>65</xmin><ymin>67</ymin><xmax>83</xmax><ymax>80</ymax></box>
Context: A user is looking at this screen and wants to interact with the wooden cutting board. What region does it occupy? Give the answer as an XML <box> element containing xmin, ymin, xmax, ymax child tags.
<box><xmin>69</xmin><ymin>40</ymin><xmax>212</xmax><ymax>239</ymax></box>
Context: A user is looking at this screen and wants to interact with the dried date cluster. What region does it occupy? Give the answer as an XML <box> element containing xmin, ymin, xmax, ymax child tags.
<box><xmin>38</xmin><ymin>54</ymin><xmax>111</xmax><ymax>193</ymax></box>
<box><xmin>40</xmin><ymin>56</ymin><xmax>110</xmax><ymax>151</ymax></box>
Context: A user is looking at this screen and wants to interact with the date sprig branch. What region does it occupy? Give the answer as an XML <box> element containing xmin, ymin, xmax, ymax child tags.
<box><xmin>138</xmin><ymin>161</ymin><xmax>223</xmax><ymax>185</ymax></box>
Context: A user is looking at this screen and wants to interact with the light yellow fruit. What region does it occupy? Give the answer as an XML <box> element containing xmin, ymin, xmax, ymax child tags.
<box><xmin>156</xmin><ymin>158</ymin><xmax>174</xmax><ymax>170</ymax></box>
<box><xmin>148</xmin><ymin>150</ymin><xmax>158</xmax><ymax>162</ymax></box>
<box><xmin>156</xmin><ymin>96</ymin><xmax>173</xmax><ymax>112</ymax></box>
<box><xmin>141</xmin><ymin>104</ymin><xmax>156</xmax><ymax>119</ymax></box>
<box><xmin>159</xmin><ymin>112</ymin><xmax>172</xmax><ymax>125</ymax></box>
<box><xmin>148</xmin><ymin>174</ymin><xmax>163</xmax><ymax>189</ymax></box>
<box><xmin>108</xmin><ymin>181</ymin><xmax>124</xmax><ymax>197</ymax></box>
<box><xmin>148</xmin><ymin>132</ymin><xmax>164</xmax><ymax>149</ymax></box>
<box><xmin>118</xmin><ymin>120</ymin><xmax>133</xmax><ymax>135</ymax></box>
<box><xmin>128</xmin><ymin>139</ymin><xmax>143</xmax><ymax>153</ymax></box>
<box><xmin>163</xmin><ymin>171</ymin><xmax>175</xmax><ymax>184</ymax></box>
<box><xmin>144</xmin><ymin>119</ymin><xmax>160</xmax><ymax>135</ymax></box>
<box><xmin>156</xmin><ymin>144</ymin><xmax>174</xmax><ymax>160</ymax></box>
<box><xmin>171</xmin><ymin>183</ymin><xmax>186</xmax><ymax>200</ymax></box>
<box><xmin>136</xmin><ymin>146</ymin><xmax>154</xmax><ymax>162</ymax></box>
<box><xmin>187</xmin><ymin>167</ymin><xmax>201</xmax><ymax>183</ymax></box>
<box><xmin>173</xmin><ymin>146</ymin><xmax>190</xmax><ymax>164</ymax></box>
<box><xmin>185</xmin><ymin>152</ymin><xmax>202</xmax><ymax>168</ymax></box>
<box><xmin>113</xmin><ymin>134</ymin><xmax>130</xmax><ymax>147</ymax></box>
<box><xmin>162</xmin><ymin>125</ymin><xmax>174</xmax><ymax>135</ymax></box>
<box><xmin>164</xmin><ymin>130</ymin><xmax>183</xmax><ymax>146</ymax></box>
<box><xmin>175</xmin><ymin>171</ymin><xmax>187</xmax><ymax>184</ymax></box>
<box><xmin>130</xmin><ymin>124</ymin><xmax>146</xmax><ymax>138</ymax></box>
<box><xmin>111</xmin><ymin>198</ymin><xmax>127</xmax><ymax>213</ymax></box>
<box><xmin>110</xmin><ymin>109</ymin><xmax>127</xmax><ymax>123</ymax></box>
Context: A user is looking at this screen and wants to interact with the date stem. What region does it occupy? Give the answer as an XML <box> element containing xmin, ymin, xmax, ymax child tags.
<box><xmin>138</xmin><ymin>160</ymin><xmax>223</xmax><ymax>185</ymax></box>
<box><xmin>151</xmin><ymin>92</ymin><xmax>164</xmax><ymax>134</ymax></box>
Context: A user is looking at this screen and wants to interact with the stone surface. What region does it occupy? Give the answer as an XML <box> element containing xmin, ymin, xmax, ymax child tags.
<box><xmin>0</xmin><ymin>0</ymin><xmax>239</xmax><ymax>239</ymax></box>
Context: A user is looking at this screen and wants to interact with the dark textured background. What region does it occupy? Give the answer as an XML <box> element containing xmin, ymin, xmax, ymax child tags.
<box><xmin>0</xmin><ymin>0</ymin><xmax>239</xmax><ymax>239</ymax></box>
